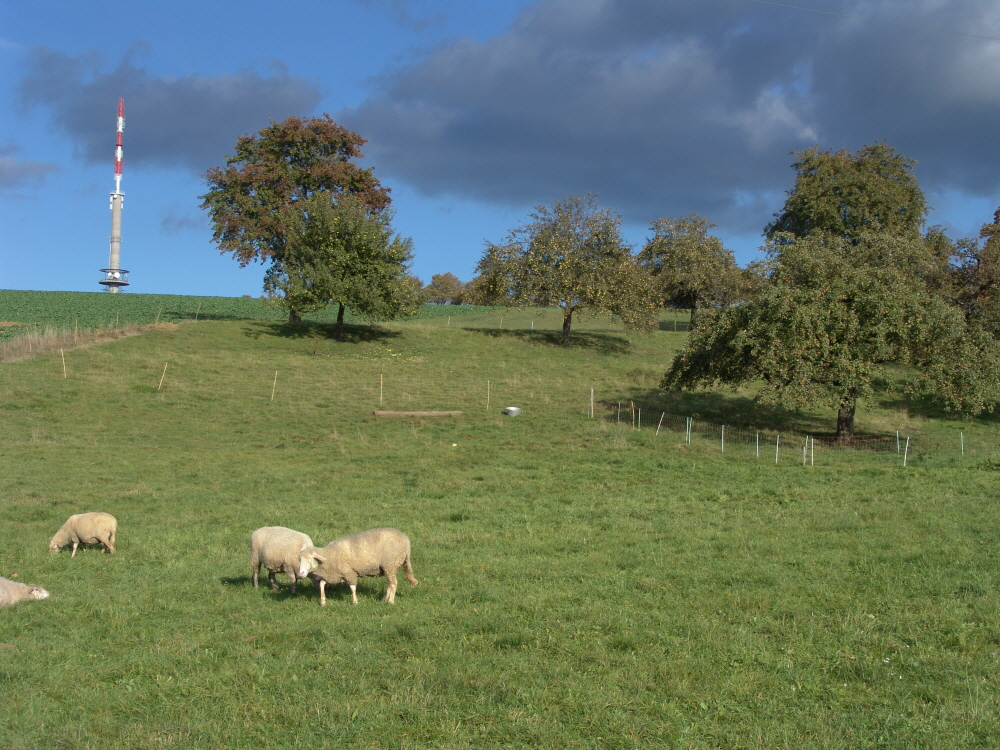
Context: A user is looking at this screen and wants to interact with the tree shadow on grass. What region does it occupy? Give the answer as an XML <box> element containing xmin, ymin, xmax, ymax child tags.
<box><xmin>610</xmin><ymin>385</ymin><xmax>840</xmax><ymax>436</ymax></box>
<box><xmin>242</xmin><ymin>321</ymin><xmax>401</xmax><ymax>344</ymax></box>
<box><xmin>873</xmin><ymin>389</ymin><xmax>1000</xmax><ymax>425</ymax></box>
<box><xmin>468</xmin><ymin>327</ymin><xmax>632</xmax><ymax>355</ymax></box>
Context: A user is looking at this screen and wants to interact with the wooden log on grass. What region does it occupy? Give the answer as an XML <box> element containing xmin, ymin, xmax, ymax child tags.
<box><xmin>373</xmin><ymin>410</ymin><xmax>463</xmax><ymax>417</ymax></box>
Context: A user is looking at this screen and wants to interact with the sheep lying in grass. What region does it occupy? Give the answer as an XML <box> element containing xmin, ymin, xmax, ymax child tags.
<box><xmin>297</xmin><ymin>527</ymin><xmax>418</xmax><ymax>606</ymax></box>
<box><xmin>250</xmin><ymin>526</ymin><xmax>314</xmax><ymax>595</ymax></box>
<box><xmin>0</xmin><ymin>576</ymin><xmax>50</xmax><ymax>606</ymax></box>
<box><xmin>48</xmin><ymin>512</ymin><xmax>117</xmax><ymax>557</ymax></box>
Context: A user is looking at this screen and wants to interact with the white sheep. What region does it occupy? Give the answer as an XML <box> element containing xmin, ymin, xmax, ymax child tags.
<box><xmin>48</xmin><ymin>512</ymin><xmax>117</xmax><ymax>557</ymax></box>
<box><xmin>0</xmin><ymin>576</ymin><xmax>50</xmax><ymax>606</ymax></box>
<box><xmin>297</xmin><ymin>527</ymin><xmax>418</xmax><ymax>606</ymax></box>
<box><xmin>249</xmin><ymin>526</ymin><xmax>314</xmax><ymax>595</ymax></box>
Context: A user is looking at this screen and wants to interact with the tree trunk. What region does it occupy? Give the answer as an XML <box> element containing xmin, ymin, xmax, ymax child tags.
<box><xmin>835</xmin><ymin>389</ymin><xmax>857</xmax><ymax>444</ymax></box>
<box><xmin>561</xmin><ymin>308</ymin><xmax>573</xmax><ymax>345</ymax></box>
<box><xmin>288</xmin><ymin>310</ymin><xmax>301</xmax><ymax>324</ymax></box>
<box><xmin>335</xmin><ymin>303</ymin><xmax>346</xmax><ymax>342</ymax></box>
<box><xmin>689</xmin><ymin>306</ymin><xmax>698</xmax><ymax>330</ymax></box>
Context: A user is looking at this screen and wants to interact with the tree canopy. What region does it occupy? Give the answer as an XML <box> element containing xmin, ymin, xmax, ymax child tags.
<box><xmin>944</xmin><ymin>209</ymin><xmax>1000</xmax><ymax>338</ymax></box>
<box><xmin>475</xmin><ymin>195</ymin><xmax>658</xmax><ymax>345</ymax></box>
<box><xmin>637</xmin><ymin>213</ymin><xmax>749</xmax><ymax>328</ymax></box>
<box><xmin>664</xmin><ymin>144</ymin><xmax>1000</xmax><ymax>441</ymax></box>
<box><xmin>264</xmin><ymin>194</ymin><xmax>420</xmax><ymax>337</ymax></box>
<box><xmin>424</xmin><ymin>273</ymin><xmax>469</xmax><ymax>305</ymax></box>
<box><xmin>765</xmin><ymin>143</ymin><xmax>927</xmax><ymax>243</ymax></box>
<box><xmin>664</xmin><ymin>231</ymin><xmax>1000</xmax><ymax>440</ymax></box>
<box><xmin>201</xmin><ymin>115</ymin><xmax>391</xmax><ymax>268</ymax></box>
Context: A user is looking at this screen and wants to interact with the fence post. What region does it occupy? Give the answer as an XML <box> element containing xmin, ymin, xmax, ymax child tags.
<box><xmin>656</xmin><ymin>412</ymin><xmax>665</xmax><ymax>436</ymax></box>
<box><xmin>960</xmin><ymin>431</ymin><xmax>964</xmax><ymax>456</ymax></box>
<box><xmin>903</xmin><ymin>436</ymin><xmax>910</xmax><ymax>467</ymax></box>
<box><xmin>811</xmin><ymin>437</ymin><xmax>815</xmax><ymax>466</ymax></box>
<box><xmin>775</xmin><ymin>434</ymin><xmax>780</xmax><ymax>464</ymax></box>
<box><xmin>721</xmin><ymin>426</ymin><xmax>725</xmax><ymax>454</ymax></box>
<box><xmin>896</xmin><ymin>431</ymin><xmax>900</xmax><ymax>454</ymax></box>
<box><xmin>756</xmin><ymin>432</ymin><xmax>759</xmax><ymax>458</ymax></box>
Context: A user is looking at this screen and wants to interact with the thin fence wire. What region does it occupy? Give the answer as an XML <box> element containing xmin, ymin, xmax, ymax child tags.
<box><xmin>624</xmin><ymin>409</ymin><xmax>978</xmax><ymax>460</ymax></box>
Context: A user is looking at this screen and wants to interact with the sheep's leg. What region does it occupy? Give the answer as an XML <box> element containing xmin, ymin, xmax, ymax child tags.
<box><xmin>319</xmin><ymin>580</ymin><xmax>327</xmax><ymax>607</ymax></box>
<box><xmin>350</xmin><ymin>584</ymin><xmax>358</xmax><ymax>605</ymax></box>
<box><xmin>384</xmin><ymin>571</ymin><xmax>398</xmax><ymax>604</ymax></box>
<box><xmin>106</xmin><ymin>531</ymin><xmax>115</xmax><ymax>554</ymax></box>
<box><xmin>289</xmin><ymin>574</ymin><xmax>297</xmax><ymax>596</ymax></box>
<box><xmin>268</xmin><ymin>571</ymin><xmax>279</xmax><ymax>590</ymax></box>
<box><xmin>71</xmin><ymin>542</ymin><xmax>78</xmax><ymax>558</ymax></box>
<box><xmin>252</xmin><ymin>565</ymin><xmax>259</xmax><ymax>589</ymax></box>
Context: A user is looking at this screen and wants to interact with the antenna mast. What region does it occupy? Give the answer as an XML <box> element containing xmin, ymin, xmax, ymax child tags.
<box><xmin>100</xmin><ymin>97</ymin><xmax>129</xmax><ymax>292</ymax></box>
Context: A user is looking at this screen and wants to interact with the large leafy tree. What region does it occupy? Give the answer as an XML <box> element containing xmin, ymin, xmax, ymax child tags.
<box><xmin>424</xmin><ymin>273</ymin><xmax>468</xmax><ymax>305</ymax></box>
<box><xmin>201</xmin><ymin>115</ymin><xmax>391</xmax><ymax>268</ymax></box>
<box><xmin>663</xmin><ymin>232</ymin><xmax>1000</xmax><ymax>441</ymax></box>
<box><xmin>264</xmin><ymin>194</ymin><xmax>421</xmax><ymax>339</ymax></box>
<box><xmin>664</xmin><ymin>144</ymin><xmax>1000</xmax><ymax>441</ymax></box>
<box><xmin>637</xmin><ymin>213</ymin><xmax>749</xmax><ymax>328</ymax></box>
<box><xmin>765</xmin><ymin>142</ymin><xmax>926</xmax><ymax>242</ymax></box>
<box><xmin>946</xmin><ymin>208</ymin><xmax>1000</xmax><ymax>338</ymax></box>
<box><xmin>475</xmin><ymin>195</ymin><xmax>658</xmax><ymax>344</ymax></box>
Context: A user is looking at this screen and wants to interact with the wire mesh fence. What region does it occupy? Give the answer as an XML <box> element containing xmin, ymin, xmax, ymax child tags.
<box><xmin>652</xmin><ymin>412</ymin><xmax>900</xmax><ymax>453</ymax></box>
<box><xmin>604</xmin><ymin>405</ymin><xmax>991</xmax><ymax>464</ymax></box>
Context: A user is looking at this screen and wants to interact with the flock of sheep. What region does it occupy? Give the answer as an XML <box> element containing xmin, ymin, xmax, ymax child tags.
<box><xmin>1</xmin><ymin>512</ymin><xmax>418</xmax><ymax>608</ymax></box>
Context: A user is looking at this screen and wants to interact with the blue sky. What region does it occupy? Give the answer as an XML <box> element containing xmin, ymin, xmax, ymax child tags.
<box><xmin>3</xmin><ymin>0</ymin><xmax>1000</xmax><ymax>296</ymax></box>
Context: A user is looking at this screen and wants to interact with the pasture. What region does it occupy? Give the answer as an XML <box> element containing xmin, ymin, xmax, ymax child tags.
<box><xmin>1</xmin><ymin>300</ymin><xmax>999</xmax><ymax>748</ymax></box>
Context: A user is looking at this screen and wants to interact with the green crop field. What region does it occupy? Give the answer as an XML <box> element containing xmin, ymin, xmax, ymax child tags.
<box><xmin>1</xmin><ymin>300</ymin><xmax>999</xmax><ymax>748</ymax></box>
<box><xmin>0</xmin><ymin>289</ymin><xmax>496</xmax><ymax>341</ymax></box>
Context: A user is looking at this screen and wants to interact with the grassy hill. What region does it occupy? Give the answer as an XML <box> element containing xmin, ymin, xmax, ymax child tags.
<box><xmin>1</xmin><ymin>300</ymin><xmax>998</xmax><ymax>748</ymax></box>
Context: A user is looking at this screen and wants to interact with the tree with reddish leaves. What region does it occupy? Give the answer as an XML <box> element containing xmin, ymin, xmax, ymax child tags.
<box><xmin>200</xmin><ymin>115</ymin><xmax>391</xmax><ymax>272</ymax></box>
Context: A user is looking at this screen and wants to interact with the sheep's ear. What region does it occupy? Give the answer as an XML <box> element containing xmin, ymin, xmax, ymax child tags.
<box><xmin>313</xmin><ymin>554</ymin><xmax>326</xmax><ymax>564</ymax></box>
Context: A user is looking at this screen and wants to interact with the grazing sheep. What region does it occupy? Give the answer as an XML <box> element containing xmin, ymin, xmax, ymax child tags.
<box><xmin>48</xmin><ymin>512</ymin><xmax>117</xmax><ymax>557</ymax></box>
<box><xmin>0</xmin><ymin>576</ymin><xmax>50</xmax><ymax>606</ymax></box>
<box><xmin>249</xmin><ymin>526</ymin><xmax>314</xmax><ymax>595</ymax></box>
<box><xmin>297</xmin><ymin>527</ymin><xmax>418</xmax><ymax>606</ymax></box>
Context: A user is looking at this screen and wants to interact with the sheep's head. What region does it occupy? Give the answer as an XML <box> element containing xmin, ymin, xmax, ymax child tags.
<box><xmin>48</xmin><ymin>539</ymin><xmax>61</xmax><ymax>554</ymax></box>
<box><xmin>28</xmin><ymin>586</ymin><xmax>50</xmax><ymax>601</ymax></box>
<box><xmin>297</xmin><ymin>548</ymin><xmax>326</xmax><ymax>579</ymax></box>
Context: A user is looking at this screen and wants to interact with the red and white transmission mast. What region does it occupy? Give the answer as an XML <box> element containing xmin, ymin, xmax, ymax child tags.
<box><xmin>99</xmin><ymin>97</ymin><xmax>129</xmax><ymax>292</ymax></box>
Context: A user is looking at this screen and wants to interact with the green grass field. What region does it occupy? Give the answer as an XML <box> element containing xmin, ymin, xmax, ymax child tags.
<box><xmin>0</xmin><ymin>289</ymin><xmax>496</xmax><ymax>341</ymax></box>
<box><xmin>1</xmin><ymin>298</ymin><xmax>999</xmax><ymax>748</ymax></box>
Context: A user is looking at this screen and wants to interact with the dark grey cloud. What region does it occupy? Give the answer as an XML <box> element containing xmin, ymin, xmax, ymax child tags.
<box><xmin>160</xmin><ymin>207</ymin><xmax>204</xmax><ymax>236</ymax></box>
<box><xmin>19</xmin><ymin>46</ymin><xmax>322</xmax><ymax>173</ymax></box>
<box><xmin>342</xmin><ymin>0</ymin><xmax>1000</xmax><ymax>232</ymax></box>
<box><xmin>0</xmin><ymin>143</ymin><xmax>58</xmax><ymax>190</ymax></box>
<box><xmin>347</xmin><ymin>0</ymin><xmax>443</xmax><ymax>32</ymax></box>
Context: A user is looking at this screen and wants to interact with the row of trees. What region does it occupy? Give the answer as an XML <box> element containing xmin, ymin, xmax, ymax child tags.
<box><xmin>200</xmin><ymin>117</ymin><xmax>1000</xmax><ymax>441</ymax></box>
<box><xmin>200</xmin><ymin>116</ymin><xmax>745</xmax><ymax>344</ymax></box>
